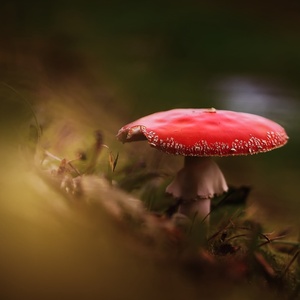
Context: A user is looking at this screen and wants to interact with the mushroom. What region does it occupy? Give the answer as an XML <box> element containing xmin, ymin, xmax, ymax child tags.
<box><xmin>117</xmin><ymin>108</ymin><xmax>288</xmax><ymax>221</ymax></box>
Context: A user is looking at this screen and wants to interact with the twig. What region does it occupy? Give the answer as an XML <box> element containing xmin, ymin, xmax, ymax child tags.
<box><xmin>281</xmin><ymin>250</ymin><xmax>300</xmax><ymax>278</ymax></box>
<box><xmin>44</xmin><ymin>150</ymin><xmax>81</xmax><ymax>176</ymax></box>
<box><xmin>258</xmin><ymin>235</ymin><xmax>290</xmax><ymax>247</ymax></box>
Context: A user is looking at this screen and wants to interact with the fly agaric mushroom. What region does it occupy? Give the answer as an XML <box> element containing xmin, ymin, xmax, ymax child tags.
<box><xmin>117</xmin><ymin>108</ymin><xmax>288</xmax><ymax>220</ymax></box>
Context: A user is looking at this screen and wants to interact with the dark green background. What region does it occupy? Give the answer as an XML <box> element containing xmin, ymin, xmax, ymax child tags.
<box><xmin>1</xmin><ymin>1</ymin><xmax>300</xmax><ymax>299</ymax></box>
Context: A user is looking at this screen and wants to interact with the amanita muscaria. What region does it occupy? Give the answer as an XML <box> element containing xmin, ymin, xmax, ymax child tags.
<box><xmin>117</xmin><ymin>108</ymin><xmax>288</xmax><ymax>220</ymax></box>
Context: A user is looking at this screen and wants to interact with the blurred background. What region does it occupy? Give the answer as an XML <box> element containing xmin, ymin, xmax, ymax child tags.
<box><xmin>1</xmin><ymin>0</ymin><xmax>300</xmax><ymax>299</ymax></box>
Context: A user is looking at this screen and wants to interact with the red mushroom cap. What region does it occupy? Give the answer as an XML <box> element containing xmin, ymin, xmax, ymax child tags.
<box><xmin>117</xmin><ymin>108</ymin><xmax>288</xmax><ymax>156</ymax></box>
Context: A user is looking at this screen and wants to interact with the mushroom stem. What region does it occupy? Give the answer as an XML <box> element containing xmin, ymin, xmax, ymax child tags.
<box><xmin>178</xmin><ymin>197</ymin><xmax>211</xmax><ymax>221</ymax></box>
<box><xmin>166</xmin><ymin>156</ymin><xmax>228</xmax><ymax>220</ymax></box>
